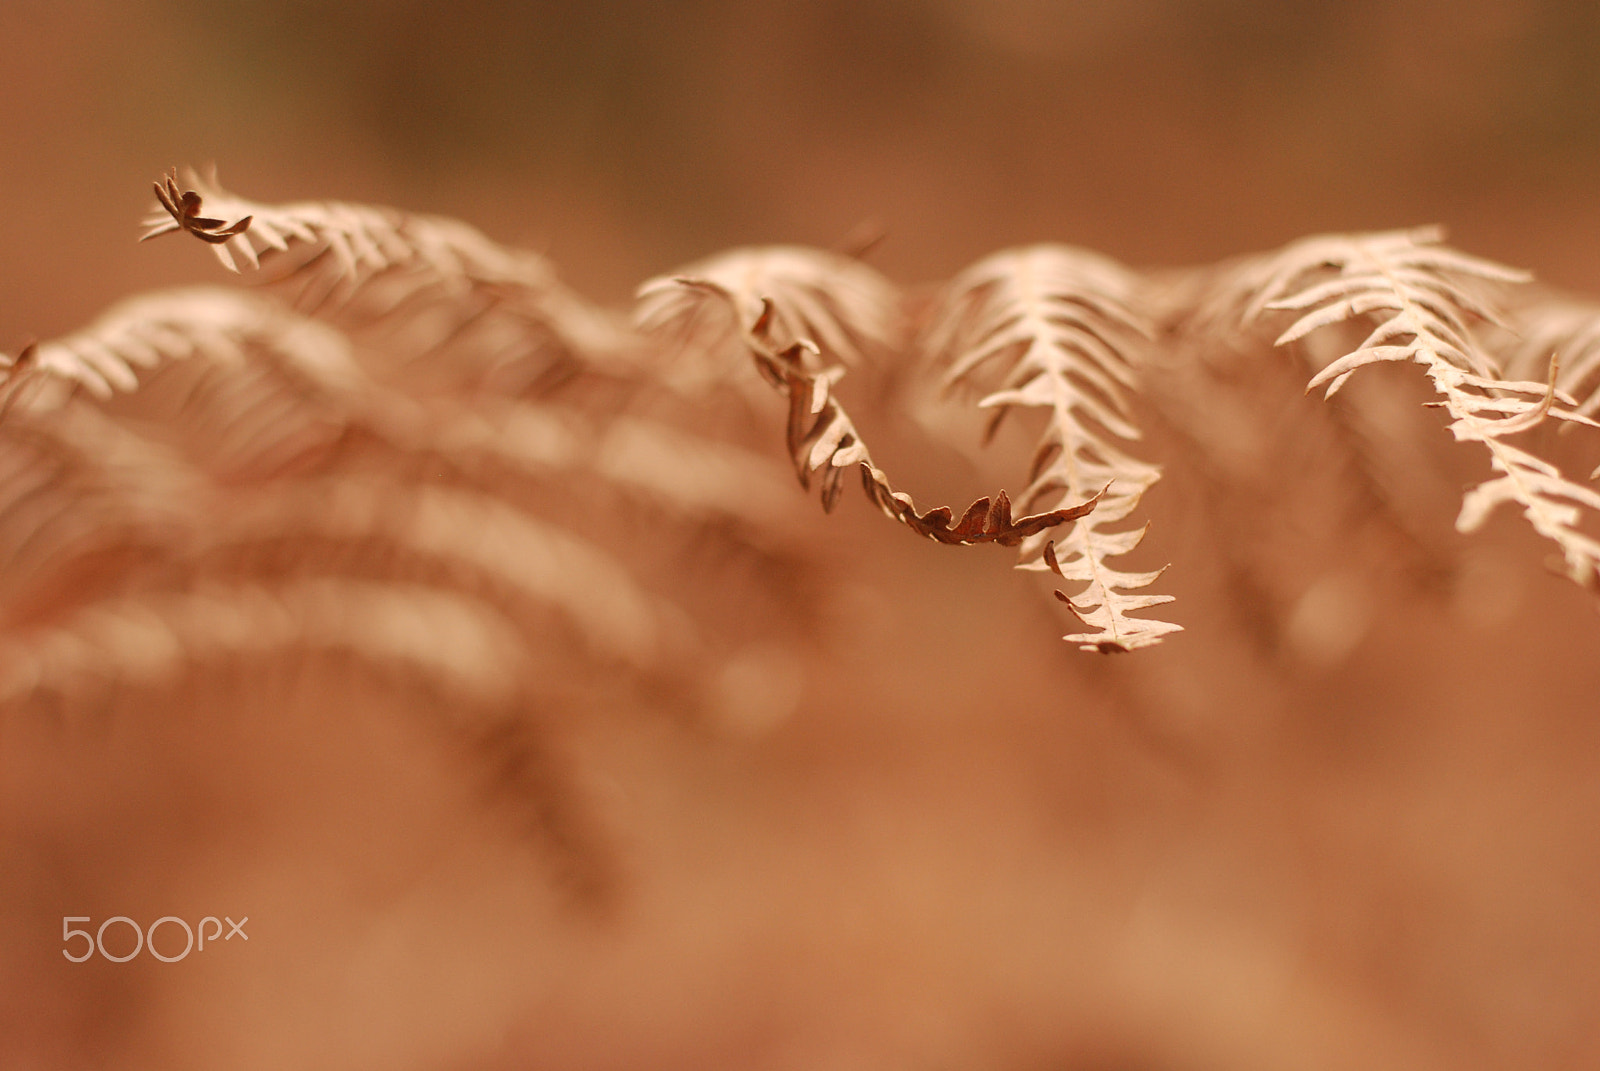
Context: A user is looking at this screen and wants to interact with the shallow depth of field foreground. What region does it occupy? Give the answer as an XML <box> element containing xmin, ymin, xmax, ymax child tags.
<box><xmin>4</xmin><ymin>4</ymin><xmax>1600</xmax><ymax>1070</ymax></box>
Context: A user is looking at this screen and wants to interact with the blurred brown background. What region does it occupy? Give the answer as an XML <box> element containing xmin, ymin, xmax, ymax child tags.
<box><xmin>5</xmin><ymin>2</ymin><xmax>1600</xmax><ymax>1070</ymax></box>
<box><xmin>7</xmin><ymin>0</ymin><xmax>1600</xmax><ymax>335</ymax></box>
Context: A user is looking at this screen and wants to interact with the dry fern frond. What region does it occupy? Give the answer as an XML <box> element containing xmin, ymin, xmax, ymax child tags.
<box><xmin>9</xmin><ymin>286</ymin><xmax>802</xmax><ymax>594</ymax></box>
<box><xmin>678</xmin><ymin>280</ymin><xmax>1096</xmax><ymax>545</ymax></box>
<box><xmin>14</xmin><ymin>287</ymin><xmax>369</xmax><ymax>402</ymax></box>
<box><xmin>1499</xmin><ymin>295</ymin><xmax>1600</xmax><ymax>419</ymax></box>
<box><xmin>427</xmin><ymin>403</ymin><xmax>802</xmax><ymax>531</ymax></box>
<box><xmin>1247</xmin><ymin>227</ymin><xmax>1529</xmax><ymax>394</ymax></box>
<box><xmin>634</xmin><ymin>246</ymin><xmax>900</xmax><ymax>390</ymax></box>
<box><xmin>203</xmin><ymin>475</ymin><xmax>688</xmax><ymax>671</ymax></box>
<box><xmin>0</xmin><ymin>572</ymin><xmax>616</xmax><ymax>897</ymax></box>
<box><xmin>0</xmin><ymin>396</ymin><xmax>206</xmax><ymax>624</ymax></box>
<box><xmin>0</xmin><ymin>577</ymin><xmax>529</xmax><ymax>710</ymax></box>
<box><xmin>925</xmin><ymin>246</ymin><xmax>1177</xmax><ymax>652</ymax></box>
<box><xmin>2</xmin><ymin>288</ymin><xmax>378</xmax><ymax>481</ymax></box>
<box><xmin>1250</xmin><ymin>228</ymin><xmax>1600</xmax><ymax>592</ymax></box>
<box><xmin>142</xmin><ymin>169</ymin><xmax>626</xmax><ymax>379</ymax></box>
<box><xmin>3</xmin><ymin>325</ymin><xmax>695</xmax><ymax>673</ymax></box>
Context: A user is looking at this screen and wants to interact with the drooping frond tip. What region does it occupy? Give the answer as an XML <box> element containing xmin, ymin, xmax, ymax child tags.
<box><xmin>143</xmin><ymin>169</ymin><xmax>252</xmax><ymax>246</ymax></box>
<box><xmin>674</xmin><ymin>278</ymin><xmax>1097</xmax><ymax>546</ymax></box>
<box><xmin>782</xmin><ymin>359</ymin><xmax>1099</xmax><ymax>545</ymax></box>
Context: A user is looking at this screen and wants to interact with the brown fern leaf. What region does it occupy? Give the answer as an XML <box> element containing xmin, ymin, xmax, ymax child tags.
<box><xmin>141</xmin><ymin>169</ymin><xmax>627</xmax><ymax>384</ymax></box>
<box><xmin>675</xmin><ymin>279</ymin><xmax>1096</xmax><ymax>545</ymax></box>
<box><xmin>924</xmin><ymin>246</ymin><xmax>1178</xmax><ymax>652</ymax></box>
<box><xmin>1250</xmin><ymin>228</ymin><xmax>1600</xmax><ymax>592</ymax></box>
<box><xmin>634</xmin><ymin>246</ymin><xmax>900</xmax><ymax>392</ymax></box>
<box><xmin>4</xmin><ymin>325</ymin><xmax>715</xmax><ymax>675</ymax></box>
<box><xmin>147</xmin><ymin>170</ymin><xmax>252</xmax><ymax>244</ymax></box>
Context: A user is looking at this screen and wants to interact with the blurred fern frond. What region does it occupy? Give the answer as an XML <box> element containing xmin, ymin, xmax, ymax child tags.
<box><xmin>142</xmin><ymin>169</ymin><xmax>630</xmax><ymax>389</ymax></box>
<box><xmin>635</xmin><ymin>245</ymin><xmax>901</xmax><ymax>381</ymax></box>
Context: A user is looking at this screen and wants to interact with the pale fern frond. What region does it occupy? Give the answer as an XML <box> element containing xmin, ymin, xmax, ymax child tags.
<box><xmin>1499</xmin><ymin>295</ymin><xmax>1600</xmax><ymax>419</ymax></box>
<box><xmin>1248</xmin><ymin>226</ymin><xmax>1529</xmax><ymax>396</ymax></box>
<box><xmin>16</xmin><ymin>287</ymin><xmax>369</xmax><ymax>402</ymax></box>
<box><xmin>10</xmin><ymin>287</ymin><xmax>788</xmax><ymax>534</ymax></box>
<box><xmin>0</xmin><ymin>397</ymin><xmax>206</xmax><ymax>624</ymax></box>
<box><xmin>204</xmin><ymin>475</ymin><xmax>689</xmax><ymax>671</ymax></box>
<box><xmin>3</xmin><ymin>288</ymin><xmax>374</xmax><ymax>480</ymax></box>
<box><xmin>634</xmin><ymin>246</ymin><xmax>900</xmax><ymax>391</ymax></box>
<box><xmin>142</xmin><ymin>169</ymin><xmax>628</xmax><ymax>378</ymax></box>
<box><xmin>924</xmin><ymin>246</ymin><xmax>1177</xmax><ymax>652</ymax></box>
<box><xmin>0</xmin><ymin>578</ymin><xmax>530</xmax><ymax>709</ymax></box>
<box><xmin>1251</xmin><ymin>228</ymin><xmax>1600</xmax><ymax>593</ymax></box>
